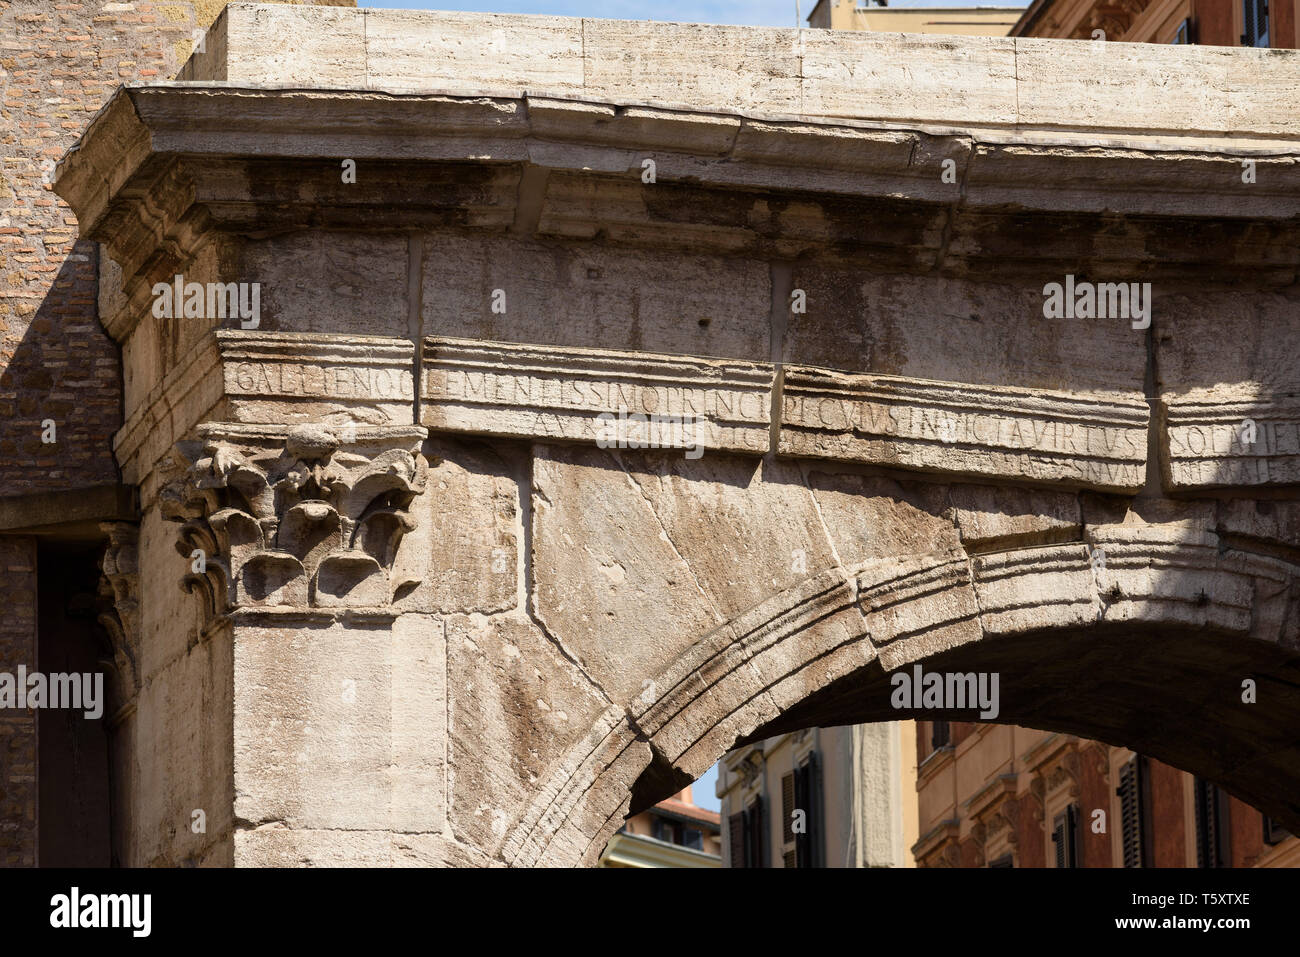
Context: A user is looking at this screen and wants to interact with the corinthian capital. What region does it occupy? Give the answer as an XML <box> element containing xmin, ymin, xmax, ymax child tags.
<box><xmin>161</xmin><ymin>424</ymin><xmax>428</xmax><ymax>622</ymax></box>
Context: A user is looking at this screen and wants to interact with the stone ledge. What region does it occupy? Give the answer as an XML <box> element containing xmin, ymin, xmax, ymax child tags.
<box><xmin>55</xmin><ymin>85</ymin><xmax>1300</xmax><ymax>352</ymax></box>
<box><xmin>180</xmin><ymin>4</ymin><xmax>1300</xmax><ymax>140</ymax></box>
<box><xmin>421</xmin><ymin>336</ymin><xmax>772</xmax><ymax>457</ymax></box>
<box><xmin>779</xmin><ymin>366</ymin><xmax>1149</xmax><ymax>492</ymax></box>
<box><xmin>0</xmin><ymin>484</ymin><xmax>138</xmax><ymax>535</ymax></box>
<box><xmin>1163</xmin><ymin>394</ymin><xmax>1300</xmax><ymax>489</ymax></box>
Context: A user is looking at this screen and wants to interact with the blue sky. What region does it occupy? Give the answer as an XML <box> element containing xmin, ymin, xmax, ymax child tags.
<box><xmin>694</xmin><ymin>763</ymin><xmax>719</xmax><ymax>811</ymax></box>
<box><xmin>359</xmin><ymin>0</ymin><xmax>1016</xmax><ymax>29</ymax></box>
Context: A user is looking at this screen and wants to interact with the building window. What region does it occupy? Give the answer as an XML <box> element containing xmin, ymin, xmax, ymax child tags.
<box><xmin>930</xmin><ymin>721</ymin><xmax>951</xmax><ymax>752</ymax></box>
<box><xmin>781</xmin><ymin>752</ymin><xmax>822</xmax><ymax>868</ymax></box>
<box><xmin>1051</xmin><ymin>804</ymin><xmax>1080</xmax><ymax>868</ymax></box>
<box><xmin>988</xmin><ymin>853</ymin><xmax>1014</xmax><ymax>868</ymax></box>
<box><xmin>1263</xmin><ymin>816</ymin><xmax>1291</xmax><ymax>846</ymax></box>
<box><xmin>1242</xmin><ymin>0</ymin><xmax>1269</xmax><ymax>47</ymax></box>
<box><xmin>729</xmin><ymin>796</ymin><xmax>765</xmax><ymax>868</ymax></box>
<box><xmin>1117</xmin><ymin>754</ymin><xmax>1152</xmax><ymax>868</ymax></box>
<box><xmin>1193</xmin><ymin>778</ymin><xmax>1231</xmax><ymax>867</ymax></box>
<box><xmin>652</xmin><ymin>818</ymin><xmax>706</xmax><ymax>850</ymax></box>
<box><xmin>1172</xmin><ymin>18</ymin><xmax>1193</xmax><ymax>43</ymax></box>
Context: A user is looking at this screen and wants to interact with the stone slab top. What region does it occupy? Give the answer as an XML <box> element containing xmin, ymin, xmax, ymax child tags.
<box><xmin>170</xmin><ymin>3</ymin><xmax>1300</xmax><ymax>141</ymax></box>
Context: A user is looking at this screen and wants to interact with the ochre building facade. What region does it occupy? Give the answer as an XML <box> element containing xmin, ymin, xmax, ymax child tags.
<box><xmin>914</xmin><ymin>722</ymin><xmax>1298</xmax><ymax>867</ymax></box>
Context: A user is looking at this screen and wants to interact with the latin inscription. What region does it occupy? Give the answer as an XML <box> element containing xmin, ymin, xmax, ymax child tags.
<box><xmin>781</xmin><ymin>394</ymin><xmax>1144</xmax><ymax>459</ymax></box>
<box><xmin>1164</xmin><ymin>405</ymin><xmax>1300</xmax><ymax>488</ymax></box>
<box><xmin>421</xmin><ymin>343</ymin><xmax>774</xmax><ymax>456</ymax></box>
<box><xmin>425</xmin><ymin>367</ymin><xmax>768</xmax><ymax>421</ymax></box>
<box><xmin>778</xmin><ymin>370</ymin><xmax>1148</xmax><ymax>491</ymax></box>
<box><xmin>227</xmin><ymin>361</ymin><xmax>414</xmax><ymax>400</ymax></box>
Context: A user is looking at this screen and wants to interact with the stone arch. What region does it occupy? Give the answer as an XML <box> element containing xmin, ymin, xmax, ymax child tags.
<box><xmin>505</xmin><ymin>525</ymin><xmax>1300</xmax><ymax>866</ymax></box>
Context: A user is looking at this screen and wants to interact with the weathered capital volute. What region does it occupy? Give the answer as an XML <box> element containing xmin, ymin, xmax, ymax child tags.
<box><xmin>162</xmin><ymin>423</ymin><xmax>429</xmax><ymax>625</ymax></box>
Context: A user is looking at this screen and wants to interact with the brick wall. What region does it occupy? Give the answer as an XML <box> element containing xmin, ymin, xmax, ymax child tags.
<box><xmin>0</xmin><ymin>535</ymin><xmax>35</xmax><ymax>866</ymax></box>
<box><xmin>0</xmin><ymin>0</ymin><xmax>350</xmax><ymax>497</ymax></box>
<box><xmin>0</xmin><ymin>0</ymin><xmax>350</xmax><ymax>867</ymax></box>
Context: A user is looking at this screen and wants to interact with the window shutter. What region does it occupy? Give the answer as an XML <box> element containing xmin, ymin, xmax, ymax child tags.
<box><xmin>746</xmin><ymin>795</ymin><xmax>765</xmax><ymax>868</ymax></box>
<box><xmin>1067</xmin><ymin>803</ymin><xmax>1079</xmax><ymax>867</ymax></box>
<box><xmin>1194</xmin><ymin>778</ymin><xmax>1231</xmax><ymax>868</ymax></box>
<box><xmin>1243</xmin><ymin>0</ymin><xmax>1269</xmax><ymax>46</ymax></box>
<box><xmin>1263</xmin><ymin>815</ymin><xmax>1291</xmax><ymax>846</ymax></box>
<box><xmin>1052</xmin><ymin>804</ymin><xmax>1079</xmax><ymax>868</ymax></box>
<box><xmin>783</xmin><ymin>849</ymin><xmax>797</xmax><ymax>868</ymax></box>
<box><xmin>808</xmin><ymin>751</ymin><xmax>822</xmax><ymax>868</ymax></box>
<box><xmin>782</xmin><ymin>772</ymin><xmax>796</xmax><ymax>845</ymax></box>
<box><xmin>1194</xmin><ymin>778</ymin><xmax>1215</xmax><ymax>867</ymax></box>
<box><xmin>1117</xmin><ymin>755</ymin><xmax>1147</xmax><ymax>868</ymax></box>
<box><xmin>792</xmin><ymin>752</ymin><xmax>822</xmax><ymax>868</ymax></box>
<box><xmin>728</xmin><ymin>811</ymin><xmax>745</xmax><ymax>868</ymax></box>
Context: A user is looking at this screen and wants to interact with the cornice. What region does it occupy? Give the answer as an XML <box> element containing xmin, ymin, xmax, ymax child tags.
<box><xmin>55</xmin><ymin>85</ymin><xmax>1300</xmax><ymax>346</ymax></box>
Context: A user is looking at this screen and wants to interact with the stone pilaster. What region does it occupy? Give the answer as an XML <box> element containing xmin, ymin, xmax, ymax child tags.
<box><xmin>96</xmin><ymin>521</ymin><xmax>141</xmax><ymax>726</ymax></box>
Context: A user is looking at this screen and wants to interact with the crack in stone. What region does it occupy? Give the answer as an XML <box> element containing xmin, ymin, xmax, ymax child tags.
<box><xmin>615</xmin><ymin>453</ymin><xmax>726</xmax><ymax>626</ymax></box>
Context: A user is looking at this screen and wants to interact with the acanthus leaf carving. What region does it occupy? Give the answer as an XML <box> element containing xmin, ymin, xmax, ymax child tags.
<box><xmin>96</xmin><ymin>521</ymin><xmax>141</xmax><ymax>723</ymax></box>
<box><xmin>162</xmin><ymin>424</ymin><xmax>428</xmax><ymax>622</ymax></box>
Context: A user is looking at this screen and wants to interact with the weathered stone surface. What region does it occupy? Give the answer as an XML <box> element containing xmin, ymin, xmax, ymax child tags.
<box><xmin>161</xmin><ymin>424</ymin><xmax>429</xmax><ymax>621</ymax></box>
<box><xmin>858</xmin><ymin>555</ymin><xmax>983</xmax><ymax>669</ymax></box>
<box><xmin>183</xmin><ymin>2</ymin><xmax>369</xmax><ymax>85</ymax></box>
<box><xmin>601</xmin><ymin>454</ymin><xmax>839</xmax><ymax>620</ymax></box>
<box><xmin>1157</xmin><ymin>297</ymin><xmax>1300</xmax><ymax>489</ymax></box>
<box><xmin>188</xmin><ymin>7</ymin><xmax>1300</xmax><ymax>139</ymax></box>
<box><xmin>445</xmin><ymin>614</ymin><xmax>609</xmax><ymax>856</ymax></box>
<box><xmin>232</xmin><ymin>614</ymin><xmax>446</xmax><ymax>834</ymax></box>
<box><xmin>234</xmin><ymin>829</ymin><xmax>504</xmax><ymax>868</ymax></box>
<box><xmin>394</xmin><ymin>438</ymin><xmax>520</xmax><ymax>616</ymax></box>
<box><xmin>420</xmin><ymin>234</ymin><xmax>771</xmax><ymax>361</ymax></box>
<box><xmin>782</xmin><ymin>270</ymin><xmax>1148</xmax><ymax>393</ymax></box>
<box><xmin>972</xmin><ymin>544</ymin><xmax>1096</xmax><ymax>636</ymax></box>
<box><xmin>947</xmin><ymin>484</ymin><xmax>1082</xmax><ymax>550</ymax></box>
<box><xmin>1217</xmin><ymin>498</ymin><xmax>1300</xmax><ymax>551</ymax></box>
<box><xmin>780</xmin><ymin>366</ymin><xmax>1148</xmax><ymax>491</ymax></box>
<box><xmin>220</xmin><ymin>332</ymin><xmax>415</xmax><ymax>428</ymax></box>
<box><xmin>1163</xmin><ymin>394</ymin><xmax>1300</xmax><ymax>489</ymax></box>
<box><xmin>530</xmin><ymin>444</ymin><xmax>726</xmax><ymax>706</ymax></box>
<box><xmin>422</xmin><ymin>337</ymin><xmax>772</xmax><ymax>457</ymax></box>
<box><xmin>802</xmin><ymin>469</ymin><xmax>961</xmax><ymax>566</ymax></box>
<box><xmin>502</xmin><ymin>708</ymin><xmax>650</xmax><ymax>867</ymax></box>
<box><xmin>237</xmin><ymin>232</ymin><xmax>410</xmax><ymax>338</ymax></box>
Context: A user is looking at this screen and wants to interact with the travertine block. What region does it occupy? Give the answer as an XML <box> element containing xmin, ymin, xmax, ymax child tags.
<box><xmin>780</xmin><ymin>366</ymin><xmax>1148</xmax><ymax>492</ymax></box>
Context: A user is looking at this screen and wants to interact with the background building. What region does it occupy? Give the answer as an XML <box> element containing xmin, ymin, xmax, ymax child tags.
<box><xmin>719</xmin><ymin>724</ymin><xmax>918</xmax><ymax>868</ymax></box>
<box><xmin>914</xmin><ymin>721</ymin><xmax>1299</xmax><ymax>867</ymax></box>
<box><xmin>1012</xmin><ymin>0</ymin><xmax>1297</xmax><ymax>47</ymax></box>
<box><xmin>808</xmin><ymin>1</ymin><xmax>1027</xmax><ymax>35</ymax></box>
<box><xmin>599</xmin><ymin>785</ymin><xmax>721</xmax><ymax>867</ymax></box>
